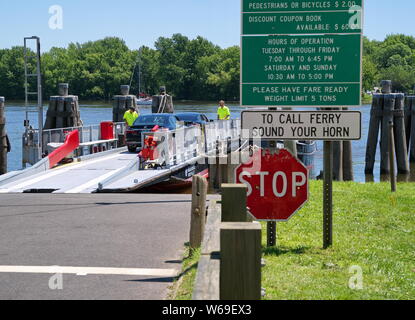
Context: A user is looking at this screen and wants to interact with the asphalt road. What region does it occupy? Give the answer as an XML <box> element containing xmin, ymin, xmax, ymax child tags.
<box><xmin>0</xmin><ymin>194</ymin><xmax>193</xmax><ymax>300</ymax></box>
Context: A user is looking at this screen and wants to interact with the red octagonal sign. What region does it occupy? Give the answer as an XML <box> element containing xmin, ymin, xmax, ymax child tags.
<box><xmin>236</xmin><ymin>148</ymin><xmax>309</xmax><ymax>221</ymax></box>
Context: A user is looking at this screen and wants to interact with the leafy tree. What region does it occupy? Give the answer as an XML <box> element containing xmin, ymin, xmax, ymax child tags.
<box><xmin>362</xmin><ymin>56</ymin><xmax>378</xmax><ymax>91</ymax></box>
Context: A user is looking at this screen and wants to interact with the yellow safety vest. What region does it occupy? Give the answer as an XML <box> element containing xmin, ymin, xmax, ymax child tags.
<box><xmin>123</xmin><ymin>111</ymin><xmax>139</xmax><ymax>126</ymax></box>
<box><xmin>218</xmin><ymin>106</ymin><xmax>231</xmax><ymax>120</ymax></box>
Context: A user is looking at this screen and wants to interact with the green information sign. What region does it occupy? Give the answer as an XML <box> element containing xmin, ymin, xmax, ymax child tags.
<box><xmin>242</xmin><ymin>35</ymin><xmax>361</xmax><ymax>83</ymax></box>
<box><xmin>241</xmin><ymin>0</ymin><xmax>363</xmax><ymax>107</ymax></box>
<box><xmin>242</xmin><ymin>0</ymin><xmax>362</xmax><ymax>12</ymax></box>
<box><xmin>243</xmin><ymin>11</ymin><xmax>362</xmax><ymax>35</ymax></box>
<box><xmin>242</xmin><ymin>83</ymin><xmax>361</xmax><ymax>106</ymax></box>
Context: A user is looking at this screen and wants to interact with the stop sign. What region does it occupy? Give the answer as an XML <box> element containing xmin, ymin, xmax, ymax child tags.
<box><xmin>235</xmin><ymin>148</ymin><xmax>309</xmax><ymax>221</ymax></box>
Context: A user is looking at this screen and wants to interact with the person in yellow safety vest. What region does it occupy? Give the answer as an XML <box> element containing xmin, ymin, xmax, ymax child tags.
<box><xmin>124</xmin><ymin>106</ymin><xmax>139</xmax><ymax>127</ymax></box>
<box><xmin>217</xmin><ymin>100</ymin><xmax>231</xmax><ymax>120</ymax></box>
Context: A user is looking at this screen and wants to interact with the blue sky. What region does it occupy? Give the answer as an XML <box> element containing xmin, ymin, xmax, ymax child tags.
<box><xmin>1</xmin><ymin>0</ymin><xmax>414</xmax><ymax>51</ymax></box>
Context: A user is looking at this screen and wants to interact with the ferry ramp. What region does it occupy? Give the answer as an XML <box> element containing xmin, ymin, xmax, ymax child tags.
<box><xmin>0</xmin><ymin>120</ymin><xmax>241</xmax><ymax>194</ymax></box>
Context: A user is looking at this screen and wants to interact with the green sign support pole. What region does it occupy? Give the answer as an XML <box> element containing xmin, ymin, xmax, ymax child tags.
<box><xmin>323</xmin><ymin>140</ymin><xmax>333</xmax><ymax>249</ymax></box>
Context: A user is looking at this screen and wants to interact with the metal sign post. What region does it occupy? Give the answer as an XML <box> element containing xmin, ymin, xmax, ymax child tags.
<box><xmin>323</xmin><ymin>141</ymin><xmax>333</xmax><ymax>249</ymax></box>
<box><xmin>267</xmin><ymin>221</ymin><xmax>277</xmax><ymax>247</ymax></box>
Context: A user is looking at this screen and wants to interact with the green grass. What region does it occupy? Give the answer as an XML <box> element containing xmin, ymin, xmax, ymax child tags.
<box><xmin>169</xmin><ymin>246</ymin><xmax>201</xmax><ymax>300</ymax></box>
<box><xmin>174</xmin><ymin>181</ymin><xmax>415</xmax><ymax>300</ymax></box>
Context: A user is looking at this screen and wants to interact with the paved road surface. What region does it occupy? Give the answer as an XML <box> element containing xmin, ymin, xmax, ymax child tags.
<box><xmin>0</xmin><ymin>194</ymin><xmax>193</xmax><ymax>300</ymax></box>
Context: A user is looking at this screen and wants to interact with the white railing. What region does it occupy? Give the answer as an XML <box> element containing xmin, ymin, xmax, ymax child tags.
<box><xmin>140</xmin><ymin>120</ymin><xmax>241</xmax><ymax>168</ymax></box>
<box><xmin>40</xmin><ymin>122</ymin><xmax>126</xmax><ymax>145</ymax></box>
<box><xmin>22</xmin><ymin>122</ymin><xmax>127</xmax><ymax>166</ymax></box>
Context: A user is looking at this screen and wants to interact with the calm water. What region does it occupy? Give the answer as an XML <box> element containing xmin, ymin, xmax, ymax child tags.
<box><xmin>2</xmin><ymin>101</ymin><xmax>395</xmax><ymax>183</ymax></box>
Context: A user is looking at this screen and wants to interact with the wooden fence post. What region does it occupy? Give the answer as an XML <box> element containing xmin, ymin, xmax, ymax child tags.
<box><xmin>220</xmin><ymin>222</ymin><xmax>262</xmax><ymax>300</ymax></box>
<box><xmin>221</xmin><ymin>184</ymin><xmax>251</xmax><ymax>222</ymax></box>
<box><xmin>190</xmin><ymin>175</ymin><xmax>208</xmax><ymax>249</ymax></box>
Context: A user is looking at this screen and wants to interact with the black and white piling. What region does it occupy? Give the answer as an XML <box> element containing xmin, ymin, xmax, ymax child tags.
<box><xmin>44</xmin><ymin>83</ymin><xmax>82</xmax><ymax>130</ymax></box>
<box><xmin>113</xmin><ymin>85</ymin><xmax>138</xmax><ymax>122</ymax></box>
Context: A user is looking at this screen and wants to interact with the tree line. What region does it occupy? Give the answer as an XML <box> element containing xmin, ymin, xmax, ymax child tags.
<box><xmin>0</xmin><ymin>33</ymin><xmax>414</xmax><ymax>102</ymax></box>
<box><xmin>363</xmin><ymin>34</ymin><xmax>415</xmax><ymax>93</ymax></box>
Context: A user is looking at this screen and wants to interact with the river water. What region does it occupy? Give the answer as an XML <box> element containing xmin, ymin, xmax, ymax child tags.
<box><xmin>2</xmin><ymin>101</ymin><xmax>406</xmax><ymax>183</ymax></box>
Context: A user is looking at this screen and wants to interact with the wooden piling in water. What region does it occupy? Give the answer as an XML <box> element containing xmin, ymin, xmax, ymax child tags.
<box><xmin>380</xmin><ymin>94</ymin><xmax>395</xmax><ymax>174</ymax></box>
<box><xmin>342</xmin><ymin>107</ymin><xmax>354</xmax><ymax>181</ymax></box>
<box><xmin>343</xmin><ymin>141</ymin><xmax>354</xmax><ymax>181</ymax></box>
<box><xmin>407</xmin><ymin>96</ymin><xmax>415</xmax><ymax>163</ymax></box>
<box><xmin>0</xmin><ymin>97</ymin><xmax>7</xmax><ymax>175</ymax></box>
<box><xmin>113</xmin><ymin>85</ymin><xmax>138</xmax><ymax>123</ymax></box>
<box><xmin>333</xmin><ymin>141</ymin><xmax>343</xmax><ymax>181</ymax></box>
<box><xmin>389</xmin><ymin>121</ymin><xmax>397</xmax><ymax>192</ymax></box>
<box><xmin>365</xmin><ymin>94</ymin><xmax>383</xmax><ymax>174</ymax></box>
<box><xmin>44</xmin><ymin>84</ymin><xmax>82</xmax><ymax>130</ymax></box>
<box><xmin>404</xmin><ymin>96</ymin><xmax>412</xmax><ymax>149</ymax></box>
<box><xmin>393</xmin><ymin>94</ymin><xmax>410</xmax><ymax>174</ymax></box>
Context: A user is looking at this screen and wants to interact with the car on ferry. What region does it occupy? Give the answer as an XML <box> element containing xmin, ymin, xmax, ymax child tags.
<box><xmin>126</xmin><ymin>114</ymin><xmax>184</xmax><ymax>153</ymax></box>
<box><xmin>175</xmin><ymin>112</ymin><xmax>209</xmax><ymax>126</ymax></box>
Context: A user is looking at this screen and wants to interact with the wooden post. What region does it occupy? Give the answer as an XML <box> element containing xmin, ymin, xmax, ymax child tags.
<box><xmin>333</xmin><ymin>141</ymin><xmax>343</xmax><ymax>181</ymax></box>
<box><xmin>365</xmin><ymin>94</ymin><xmax>383</xmax><ymax>174</ymax></box>
<box><xmin>218</xmin><ymin>156</ymin><xmax>228</xmax><ymax>185</ymax></box>
<box><xmin>0</xmin><ymin>97</ymin><xmax>7</xmax><ymax>175</ymax></box>
<box><xmin>381</xmin><ymin>80</ymin><xmax>392</xmax><ymax>94</ymax></box>
<box><xmin>389</xmin><ymin>121</ymin><xmax>397</xmax><ymax>193</ymax></box>
<box><xmin>221</xmin><ymin>184</ymin><xmax>251</xmax><ymax>222</ymax></box>
<box><xmin>404</xmin><ymin>96</ymin><xmax>412</xmax><ymax>150</ymax></box>
<box><xmin>380</xmin><ymin>94</ymin><xmax>395</xmax><ymax>174</ymax></box>
<box><xmin>208</xmin><ymin>156</ymin><xmax>217</xmax><ymax>192</ymax></box>
<box><xmin>342</xmin><ymin>108</ymin><xmax>354</xmax><ymax>181</ymax></box>
<box><xmin>225</xmin><ymin>152</ymin><xmax>238</xmax><ymax>184</ymax></box>
<box><xmin>343</xmin><ymin>141</ymin><xmax>354</xmax><ymax>181</ymax></box>
<box><xmin>393</xmin><ymin>94</ymin><xmax>410</xmax><ymax>174</ymax></box>
<box><xmin>408</xmin><ymin>97</ymin><xmax>415</xmax><ymax>163</ymax></box>
<box><xmin>190</xmin><ymin>175</ymin><xmax>208</xmax><ymax>249</ymax></box>
<box><xmin>220</xmin><ymin>222</ymin><xmax>262</xmax><ymax>300</ymax></box>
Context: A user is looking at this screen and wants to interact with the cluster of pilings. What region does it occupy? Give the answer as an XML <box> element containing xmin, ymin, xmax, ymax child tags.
<box><xmin>113</xmin><ymin>85</ymin><xmax>138</xmax><ymax>122</ymax></box>
<box><xmin>44</xmin><ymin>83</ymin><xmax>82</xmax><ymax>130</ymax></box>
<box><xmin>365</xmin><ymin>81</ymin><xmax>412</xmax><ymax>175</ymax></box>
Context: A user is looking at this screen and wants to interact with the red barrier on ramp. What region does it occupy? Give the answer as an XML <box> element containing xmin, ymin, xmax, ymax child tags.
<box><xmin>48</xmin><ymin>130</ymin><xmax>80</xmax><ymax>168</ymax></box>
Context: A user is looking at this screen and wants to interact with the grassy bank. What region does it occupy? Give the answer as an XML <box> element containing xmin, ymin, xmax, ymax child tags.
<box><xmin>172</xmin><ymin>181</ymin><xmax>415</xmax><ymax>300</ymax></box>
